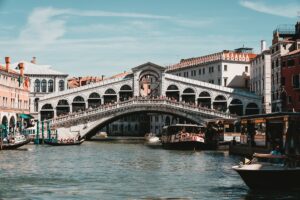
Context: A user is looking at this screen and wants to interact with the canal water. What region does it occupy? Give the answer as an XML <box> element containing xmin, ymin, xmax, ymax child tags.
<box><xmin>0</xmin><ymin>141</ymin><xmax>299</xmax><ymax>200</ymax></box>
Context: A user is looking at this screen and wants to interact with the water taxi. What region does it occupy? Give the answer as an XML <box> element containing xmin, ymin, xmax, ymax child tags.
<box><xmin>0</xmin><ymin>135</ymin><xmax>30</xmax><ymax>150</ymax></box>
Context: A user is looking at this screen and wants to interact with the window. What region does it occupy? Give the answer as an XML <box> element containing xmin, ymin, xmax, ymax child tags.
<box><xmin>41</xmin><ymin>79</ymin><xmax>47</xmax><ymax>93</ymax></box>
<box><xmin>218</xmin><ymin>65</ymin><xmax>221</xmax><ymax>72</ymax></box>
<box><xmin>224</xmin><ymin>65</ymin><xmax>227</xmax><ymax>71</ymax></box>
<box><xmin>245</xmin><ymin>66</ymin><xmax>248</xmax><ymax>72</ymax></box>
<box><xmin>34</xmin><ymin>79</ymin><xmax>40</xmax><ymax>92</ymax></box>
<box><xmin>288</xmin><ymin>96</ymin><xmax>292</xmax><ymax>104</ymax></box>
<box><xmin>281</xmin><ymin>77</ymin><xmax>285</xmax><ymax>86</ymax></box>
<box><xmin>287</xmin><ymin>59</ymin><xmax>295</xmax><ymax>67</ymax></box>
<box><xmin>48</xmin><ymin>80</ymin><xmax>54</xmax><ymax>92</ymax></box>
<box><xmin>293</xmin><ymin>74</ymin><xmax>300</xmax><ymax>88</ymax></box>
<box><xmin>59</xmin><ymin>80</ymin><xmax>65</xmax><ymax>91</ymax></box>
<box><xmin>198</xmin><ymin>69</ymin><xmax>201</xmax><ymax>75</ymax></box>
<box><xmin>224</xmin><ymin>78</ymin><xmax>228</xmax><ymax>87</ymax></box>
<box><xmin>203</xmin><ymin>68</ymin><xmax>205</xmax><ymax>74</ymax></box>
<box><xmin>218</xmin><ymin>78</ymin><xmax>221</xmax><ymax>85</ymax></box>
<box><xmin>282</xmin><ymin>61</ymin><xmax>286</xmax><ymax>68</ymax></box>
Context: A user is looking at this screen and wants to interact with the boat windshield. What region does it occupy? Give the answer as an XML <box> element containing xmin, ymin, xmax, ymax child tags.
<box><xmin>164</xmin><ymin>125</ymin><xmax>203</xmax><ymax>135</ymax></box>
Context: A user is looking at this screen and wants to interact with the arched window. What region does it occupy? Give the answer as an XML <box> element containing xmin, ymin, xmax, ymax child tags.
<box><xmin>167</xmin><ymin>85</ymin><xmax>179</xmax><ymax>91</ymax></box>
<box><xmin>48</xmin><ymin>80</ymin><xmax>54</xmax><ymax>92</ymax></box>
<box><xmin>59</xmin><ymin>80</ymin><xmax>65</xmax><ymax>91</ymax></box>
<box><xmin>41</xmin><ymin>79</ymin><xmax>47</xmax><ymax>93</ymax></box>
<box><xmin>34</xmin><ymin>79</ymin><xmax>40</xmax><ymax>92</ymax></box>
<box><xmin>34</xmin><ymin>98</ymin><xmax>39</xmax><ymax>112</ymax></box>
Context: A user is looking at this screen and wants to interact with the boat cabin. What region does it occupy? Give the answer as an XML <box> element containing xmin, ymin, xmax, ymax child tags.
<box><xmin>240</xmin><ymin>112</ymin><xmax>300</xmax><ymax>154</ymax></box>
<box><xmin>162</xmin><ymin>124</ymin><xmax>205</xmax><ymax>135</ymax></box>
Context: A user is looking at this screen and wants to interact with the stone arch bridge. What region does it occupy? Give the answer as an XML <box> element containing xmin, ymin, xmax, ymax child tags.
<box><xmin>38</xmin><ymin>62</ymin><xmax>261</xmax><ymax>138</ymax></box>
<box><xmin>49</xmin><ymin>98</ymin><xmax>236</xmax><ymax>139</ymax></box>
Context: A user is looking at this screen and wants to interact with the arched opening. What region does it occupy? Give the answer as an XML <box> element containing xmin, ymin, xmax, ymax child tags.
<box><xmin>9</xmin><ymin>116</ymin><xmax>15</xmax><ymax>134</ymax></box>
<box><xmin>48</xmin><ymin>80</ymin><xmax>54</xmax><ymax>93</ymax></box>
<box><xmin>119</xmin><ymin>85</ymin><xmax>133</xmax><ymax>101</ymax></box>
<box><xmin>34</xmin><ymin>98</ymin><xmax>39</xmax><ymax>112</ymax></box>
<box><xmin>229</xmin><ymin>99</ymin><xmax>243</xmax><ymax>116</ymax></box>
<box><xmin>182</xmin><ymin>88</ymin><xmax>195</xmax><ymax>104</ymax></box>
<box><xmin>72</xmin><ymin>96</ymin><xmax>86</xmax><ymax>112</ymax></box>
<box><xmin>59</xmin><ymin>80</ymin><xmax>65</xmax><ymax>91</ymax></box>
<box><xmin>41</xmin><ymin>104</ymin><xmax>54</xmax><ymax>121</ymax></box>
<box><xmin>56</xmin><ymin>100</ymin><xmax>70</xmax><ymax>116</ymax></box>
<box><xmin>34</xmin><ymin>79</ymin><xmax>40</xmax><ymax>92</ymax></box>
<box><xmin>165</xmin><ymin>116</ymin><xmax>171</xmax><ymax>126</ymax></box>
<box><xmin>198</xmin><ymin>91</ymin><xmax>211</xmax><ymax>108</ymax></box>
<box><xmin>88</xmin><ymin>92</ymin><xmax>101</xmax><ymax>108</ymax></box>
<box><xmin>1</xmin><ymin>116</ymin><xmax>8</xmax><ymax>136</ymax></box>
<box><xmin>104</xmin><ymin>89</ymin><xmax>117</xmax><ymax>104</ymax></box>
<box><xmin>139</xmin><ymin>71</ymin><xmax>160</xmax><ymax>97</ymax></box>
<box><xmin>41</xmin><ymin>79</ymin><xmax>47</xmax><ymax>93</ymax></box>
<box><xmin>213</xmin><ymin>95</ymin><xmax>227</xmax><ymax>112</ymax></box>
<box><xmin>245</xmin><ymin>103</ymin><xmax>259</xmax><ymax>115</ymax></box>
<box><xmin>166</xmin><ymin>85</ymin><xmax>179</xmax><ymax>101</ymax></box>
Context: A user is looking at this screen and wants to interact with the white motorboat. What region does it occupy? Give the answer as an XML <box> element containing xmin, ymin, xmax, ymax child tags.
<box><xmin>232</xmin><ymin>153</ymin><xmax>300</xmax><ymax>190</ymax></box>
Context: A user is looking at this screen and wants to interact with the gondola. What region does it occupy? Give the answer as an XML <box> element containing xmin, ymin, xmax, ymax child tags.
<box><xmin>44</xmin><ymin>139</ymin><xmax>85</xmax><ymax>146</ymax></box>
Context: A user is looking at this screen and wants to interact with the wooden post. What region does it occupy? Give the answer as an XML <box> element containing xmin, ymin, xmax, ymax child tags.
<box><xmin>47</xmin><ymin>121</ymin><xmax>51</xmax><ymax>141</ymax></box>
<box><xmin>41</xmin><ymin>121</ymin><xmax>44</xmax><ymax>144</ymax></box>
<box><xmin>35</xmin><ymin>121</ymin><xmax>40</xmax><ymax>144</ymax></box>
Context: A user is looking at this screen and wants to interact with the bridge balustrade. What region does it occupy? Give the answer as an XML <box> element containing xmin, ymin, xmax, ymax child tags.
<box><xmin>48</xmin><ymin>97</ymin><xmax>235</xmax><ymax>126</ymax></box>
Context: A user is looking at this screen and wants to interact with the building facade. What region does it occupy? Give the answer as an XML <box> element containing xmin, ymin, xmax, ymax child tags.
<box><xmin>270</xmin><ymin>21</ymin><xmax>300</xmax><ymax>111</ymax></box>
<box><xmin>11</xmin><ymin>58</ymin><xmax>68</xmax><ymax>119</ymax></box>
<box><xmin>0</xmin><ymin>57</ymin><xmax>30</xmax><ymax>133</ymax></box>
<box><xmin>166</xmin><ymin>48</ymin><xmax>256</xmax><ymax>90</ymax></box>
<box><xmin>281</xmin><ymin>49</ymin><xmax>300</xmax><ymax>111</ymax></box>
<box><xmin>250</xmin><ymin>41</ymin><xmax>272</xmax><ymax>113</ymax></box>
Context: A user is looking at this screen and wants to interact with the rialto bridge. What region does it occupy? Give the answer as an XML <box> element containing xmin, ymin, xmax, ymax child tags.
<box><xmin>38</xmin><ymin>62</ymin><xmax>261</xmax><ymax>138</ymax></box>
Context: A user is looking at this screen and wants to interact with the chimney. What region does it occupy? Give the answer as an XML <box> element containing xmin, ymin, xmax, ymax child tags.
<box><xmin>31</xmin><ymin>56</ymin><xmax>36</xmax><ymax>64</ymax></box>
<box><xmin>19</xmin><ymin>62</ymin><xmax>24</xmax><ymax>76</ymax></box>
<box><xmin>5</xmin><ymin>57</ymin><xmax>10</xmax><ymax>71</ymax></box>
<box><xmin>261</xmin><ymin>40</ymin><xmax>267</xmax><ymax>52</ymax></box>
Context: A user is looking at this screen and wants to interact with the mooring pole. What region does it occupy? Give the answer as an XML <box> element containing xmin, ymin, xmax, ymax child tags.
<box><xmin>35</xmin><ymin>120</ymin><xmax>40</xmax><ymax>145</ymax></box>
<box><xmin>47</xmin><ymin>121</ymin><xmax>51</xmax><ymax>141</ymax></box>
<box><xmin>41</xmin><ymin>120</ymin><xmax>44</xmax><ymax>144</ymax></box>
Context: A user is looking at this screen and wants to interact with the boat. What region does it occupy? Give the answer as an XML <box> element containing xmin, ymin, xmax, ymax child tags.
<box><xmin>44</xmin><ymin>138</ymin><xmax>85</xmax><ymax>146</ymax></box>
<box><xmin>232</xmin><ymin>112</ymin><xmax>300</xmax><ymax>190</ymax></box>
<box><xmin>161</xmin><ymin>124</ymin><xmax>214</xmax><ymax>150</ymax></box>
<box><xmin>232</xmin><ymin>153</ymin><xmax>300</xmax><ymax>190</ymax></box>
<box><xmin>144</xmin><ymin>133</ymin><xmax>160</xmax><ymax>143</ymax></box>
<box><xmin>0</xmin><ymin>135</ymin><xmax>30</xmax><ymax>150</ymax></box>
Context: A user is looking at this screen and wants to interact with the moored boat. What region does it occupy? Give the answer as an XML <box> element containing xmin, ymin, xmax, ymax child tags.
<box><xmin>161</xmin><ymin>124</ymin><xmax>213</xmax><ymax>150</ymax></box>
<box><xmin>0</xmin><ymin>135</ymin><xmax>30</xmax><ymax>150</ymax></box>
<box><xmin>44</xmin><ymin>138</ymin><xmax>85</xmax><ymax>146</ymax></box>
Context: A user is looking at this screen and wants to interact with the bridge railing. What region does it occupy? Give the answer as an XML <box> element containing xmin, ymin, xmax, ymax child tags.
<box><xmin>49</xmin><ymin>97</ymin><xmax>235</xmax><ymax>126</ymax></box>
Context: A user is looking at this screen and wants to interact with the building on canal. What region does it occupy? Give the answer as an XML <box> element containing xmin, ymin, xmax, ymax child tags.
<box><xmin>10</xmin><ymin>57</ymin><xmax>68</xmax><ymax>119</ymax></box>
<box><xmin>166</xmin><ymin>47</ymin><xmax>257</xmax><ymax>90</ymax></box>
<box><xmin>250</xmin><ymin>41</ymin><xmax>272</xmax><ymax>114</ymax></box>
<box><xmin>270</xmin><ymin>21</ymin><xmax>300</xmax><ymax>112</ymax></box>
<box><xmin>0</xmin><ymin>57</ymin><xmax>30</xmax><ymax>132</ymax></box>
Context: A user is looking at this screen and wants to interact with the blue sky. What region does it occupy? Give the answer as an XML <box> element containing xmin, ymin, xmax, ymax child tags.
<box><xmin>0</xmin><ymin>0</ymin><xmax>299</xmax><ymax>77</ymax></box>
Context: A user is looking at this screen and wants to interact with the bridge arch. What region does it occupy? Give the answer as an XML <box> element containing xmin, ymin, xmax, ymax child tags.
<box><xmin>119</xmin><ymin>85</ymin><xmax>133</xmax><ymax>101</ymax></box>
<box><xmin>88</xmin><ymin>92</ymin><xmax>101</xmax><ymax>108</ymax></box>
<box><xmin>213</xmin><ymin>95</ymin><xmax>227</xmax><ymax>112</ymax></box>
<box><xmin>56</xmin><ymin>99</ymin><xmax>70</xmax><ymax>116</ymax></box>
<box><xmin>40</xmin><ymin>104</ymin><xmax>54</xmax><ymax>121</ymax></box>
<box><xmin>229</xmin><ymin>99</ymin><xmax>243</xmax><ymax>116</ymax></box>
<box><xmin>245</xmin><ymin>102</ymin><xmax>259</xmax><ymax>115</ymax></box>
<box><xmin>182</xmin><ymin>88</ymin><xmax>196</xmax><ymax>104</ymax></box>
<box><xmin>104</xmin><ymin>88</ymin><xmax>117</xmax><ymax>104</ymax></box>
<box><xmin>198</xmin><ymin>91</ymin><xmax>211</xmax><ymax>108</ymax></box>
<box><xmin>72</xmin><ymin>96</ymin><xmax>86</xmax><ymax>112</ymax></box>
<box><xmin>166</xmin><ymin>84</ymin><xmax>180</xmax><ymax>101</ymax></box>
<box><xmin>83</xmin><ymin>109</ymin><xmax>203</xmax><ymax>139</ymax></box>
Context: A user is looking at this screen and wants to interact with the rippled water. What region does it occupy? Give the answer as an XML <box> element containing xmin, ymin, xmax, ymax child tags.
<box><xmin>0</xmin><ymin>141</ymin><xmax>299</xmax><ymax>200</ymax></box>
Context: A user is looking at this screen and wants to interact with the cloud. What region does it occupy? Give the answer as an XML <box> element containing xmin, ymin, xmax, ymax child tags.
<box><xmin>240</xmin><ymin>0</ymin><xmax>300</xmax><ymax>18</ymax></box>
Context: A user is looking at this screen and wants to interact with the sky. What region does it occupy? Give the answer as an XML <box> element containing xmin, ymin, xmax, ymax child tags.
<box><xmin>0</xmin><ymin>0</ymin><xmax>299</xmax><ymax>77</ymax></box>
